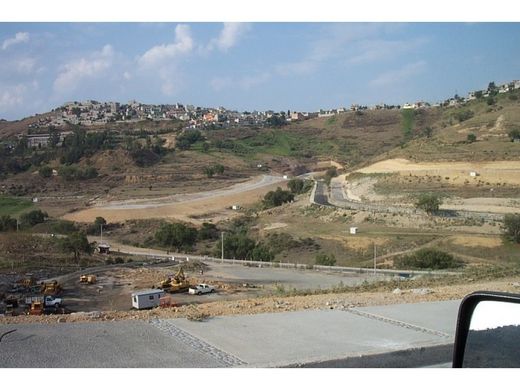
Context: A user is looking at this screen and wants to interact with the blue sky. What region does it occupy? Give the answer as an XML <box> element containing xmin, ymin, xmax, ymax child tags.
<box><xmin>1</xmin><ymin>22</ymin><xmax>519</xmax><ymax>120</ymax></box>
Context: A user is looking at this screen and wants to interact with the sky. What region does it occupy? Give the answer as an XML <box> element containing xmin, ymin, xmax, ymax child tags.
<box><xmin>1</xmin><ymin>22</ymin><xmax>520</xmax><ymax>120</ymax></box>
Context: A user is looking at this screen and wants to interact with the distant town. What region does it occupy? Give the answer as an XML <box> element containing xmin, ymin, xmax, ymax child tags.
<box><xmin>22</xmin><ymin>79</ymin><xmax>520</xmax><ymax>142</ymax></box>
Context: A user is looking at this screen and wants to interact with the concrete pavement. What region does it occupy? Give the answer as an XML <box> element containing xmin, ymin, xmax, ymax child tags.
<box><xmin>0</xmin><ymin>299</ymin><xmax>461</xmax><ymax>368</ymax></box>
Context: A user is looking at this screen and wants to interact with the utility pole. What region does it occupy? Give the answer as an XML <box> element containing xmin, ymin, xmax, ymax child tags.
<box><xmin>373</xmin><ymin>243</ymin><xmax>377</xmax><ymax>276</ymax></box>
<box><xmin>221</xmin><ymin>232</ymin><xmax>224</xmax><ymax>261</ymax></box>
<box><xmin>100</xmin><ymin>223</ymin><xmax>103</xmax><ymax>243</ymax></box>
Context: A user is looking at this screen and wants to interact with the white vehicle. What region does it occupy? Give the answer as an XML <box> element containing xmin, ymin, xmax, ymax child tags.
<box><xmin>188</xmin><ymin>284</ymin><xmax>215</xmax><ymax>295</ymax></box>
<box><xmin>25</xmin><ymin>296</ymin><xmax>63</xmax><ymax>307</ymax></box>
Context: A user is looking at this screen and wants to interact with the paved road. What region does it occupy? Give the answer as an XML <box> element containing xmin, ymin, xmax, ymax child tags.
<box><xmin>0</xmin><ymin>299</ymin><xmax>460</xmax><ymax>368</ymax></box>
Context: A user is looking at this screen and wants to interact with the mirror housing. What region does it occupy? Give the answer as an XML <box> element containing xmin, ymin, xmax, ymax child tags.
<box><xmin>452</xmin><ymin>291</ymin><xmax>520</xmax><ymax>368</ymax></box>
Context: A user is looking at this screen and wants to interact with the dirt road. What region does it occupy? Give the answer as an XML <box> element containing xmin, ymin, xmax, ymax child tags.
<box><xmin>63</xmin><ymin>175</ymin><xmax>287</xmax><ymax>224</ymax></box>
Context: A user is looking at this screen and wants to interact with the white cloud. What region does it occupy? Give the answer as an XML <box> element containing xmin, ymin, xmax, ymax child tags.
<box><xmin>138</xmin><ymin>24</ymin><xmax>193</xmax><ymax>67</ymax></box>
<box><xmin>347</xmin><ymin>38</ymin><xmax>428</xmax><ymax>65</ymax></box>
<box><xmin>275</xmin><ymin>60</ymin><xmax>318</xmax><ymax>76</ymax></box>
<box><xmin>2</xmin><ymin>32</ymin><xmax>29</xmax><ymax>50</ymax></box>
<box><xmin>206</xmin><ymin>23</ymin><xmax>250</xmax><ymax>53</ymax></box>
<box><xmin>53</xmin><ymin>45</ymin><xmax>114</xmax><ymax>93</ymax></box>
<box><xmin>210</xmin><ymin>76</ymin><xmax>232</xmax><ymax>91</ymax></box>
<box><xmin>240</xmin><ymin>72</ymin><xmax>271</xmax><ymax>90</ymax></box>
<box><xmin>369</xmin><ymin>61</ymin><xmax>427</xmax><ymax>87</ymax></box>
<box><xmin>0</xmin><ymin>84</ymin><xmax>26</xmax><ymax>109</ymax></box>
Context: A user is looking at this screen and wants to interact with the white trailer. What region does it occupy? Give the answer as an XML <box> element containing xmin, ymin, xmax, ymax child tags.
<box><xmin>131</xmin><ymin>289</ymin><xmax>165</xmax><ymax>310</ymax></box>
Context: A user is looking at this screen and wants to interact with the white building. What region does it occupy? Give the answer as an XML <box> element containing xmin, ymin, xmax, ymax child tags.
<box><xmin>349</xmin><ymin>227</ymin><xmax>358</xmax><ymax>235</ymax></box>
<box><xmin>131</xmin><ymin>289</ymin><xmax>165</xmax><ymax>310</ymax></box>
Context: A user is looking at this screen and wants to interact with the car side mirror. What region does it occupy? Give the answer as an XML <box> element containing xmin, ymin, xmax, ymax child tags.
<box><xmin>452</xmin><ymin>291</ymin><xmax>520</xmax><ymax>368</ymax></box>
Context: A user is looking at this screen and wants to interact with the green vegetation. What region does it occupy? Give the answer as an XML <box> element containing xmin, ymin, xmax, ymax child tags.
<box><xmin>315</xmin><ymin>253</ymin><xmax>336</xmax><ymax>266</ymax></box>
<box><xmin>60</xmin><ymin>231</ymin><xmax>94</xmax><ymax>262</ymax></box>
<box><xmin>453</xmin><ymin>109</ymin><xmax>474</xmax><ymax>123</ymax></box>
<box><xmin>19</xmin><ymin>209</ymin><xmax>48</xmax><ymax>228</ymax></box>
<box><xmin>203</xmin><ymin>163</ymin><xmax>225</xmax><ymax>178</ymax></box>
<box><xmin>176</xmin><ymin>130</ymin><xmax>203</xmax><ymax>150</ymax></box>
<box><xmin>263</xmin><ymin>187</ymin><xmax>294</xmax><ymax>208</ymax></box>
<box><xmin>59</xmin><ymin>165</ymin><xmax>98</xmax><ymax>181</ymax></box>
<box><xmin>0</xmin><ymin>215</ymin><xmax>17</xmax><ymax>232</ymax></box>
<box><xmin>415</xmin><ymin>193</ymin><xmax>443</xmax><ymax>214</ymax></box>
<box><xmin>509</xmin><ymin>128</ymin><xmax>520</xmax><ymax>142</ymax></box>
<box><xmin>401</xmin><ymin>108</ymin><xmax>415</xmax><ymax>140</ymax></box>
<box><xmin>38</xmin><ymin>165</ymin><xmax>53</xmax><ymax>178</ymax></box>
<box><xmin>467</xmin><ymin>133</ymin><xmax>477</xmax><ymax>143</ymax></box>
<box><xmin>324</xmin><ymin>167</ymin><xmax>338</xmax><ymax>185</ymax></box>
<box><xmin>503</xmin><ymin>214</ymin><xmax>520</xmax><ymax>244</ymax></box>
<box><xmin>155</xmin><ymin>222</ymin><xmax>198</xmax><ymax>251</ymax></box>
<box><xmin>287</xmin><ymin>178</ymin><xmax>313</xmax><ymax>194</ymax></box>
<box><xmin>395</xmin><ymin>248</ymin><xmax>463</xmax><ymax>270</ymax></box>
<box><xmin>0</xmin><ymin>196</ymin><xmax>32</xmax><ymax>216</ymax></box>
<box><xmin>197</xmin><ymin>222</ymin><xmax>219</xmax><ymax>240</ymax></box>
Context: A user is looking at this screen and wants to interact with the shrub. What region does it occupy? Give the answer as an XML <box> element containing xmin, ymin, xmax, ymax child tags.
<box><xmin>415</xmin><ymin>193</ymin><xmax>442</xmax><ymax>214</ymax></box>
<box><xmin>315</xmin><ymin>253</ymin><xmax>336</xmax><ymax>266</ymax></box>
<box><xmin>467</xmin><ymin>133</ymin><xmax>477</xmax><ymax>143</ymax></box>
<box><xmin>0</xmin><ymin>215</ymin><xmax>17</xmax><ymax>231</ymax></box>
<box><xmin>20</xmin><ymin>209</ymin><xmax>48</xmax><ymax>227</ymax></box>
<box><xmin>39</xmin><ymin>165</ymin><xmax>53</xmax><ymax>178</ymax></box>
<box><xmin>395</xmin><ymin>248</ymin><xmax>463</xmax><ymax>270</ymax></box>
<box><xmin>503</xmin><ymin>214</ymin><xmax>520</xmax><ymax>243</ymax></box>
<box><xmin>155</xmin><ymin>222</ymin><xmax>198</xmax><ymax>251</ymax></box>
<box><xmin>263</xmin><ymin>187</ymin><xmax>294</xmax><ymax>208</ymax></box>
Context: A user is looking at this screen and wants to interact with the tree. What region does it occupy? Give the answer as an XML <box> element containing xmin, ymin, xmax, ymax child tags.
<box><xmin>287</xmin><ymin>178</ymin><xmax>304</xmax><ymax>194</ymax></box>
<box><xmin>0</xmin><ymin>215</ymin><xmax>17</xmax><ymax>232</ymax></box>
<box><xmin>48</xmin><ymin>127</ymin><xmax>61</xmax><ymax>148</ymax></box>
<box><xmin>201</xmin><ymin>142</ymin><xmax>210</xmax><ymax>152</ymax></box>
<box><xmin>39</xmin><ymin>165</ymin><xmax>53</xmax><ymax>178</ymax></box>
<box><xmin>475</xmin><ymin>90</ymin><xmax>483</xmax><ymax>99</ymax></box>
<box><xmin>315</xmin><ymin>253</ymin><xmax>336</xmax><ymax>266</ymax></box>
<box><xmin>508</xmin><ymin>128</ymin><xmax>520</xmax><ymax>142</ymax></box>
<box><xmin>60</xmin><ymin>232</ymin><xmax>94</xmax><ymax>263</ymax></box>
<box><xmin>155</xmin><ymin>222</ymin><xmax>198</xmax><ymax>251</ymax></box>
<box><xmin>263</xmin><ymin>187</ymin><xmax>294</xmax><ymax>208</ymax></box>
<box><xmin>219</xmin><ymin>233</ymin><xmax>256</xmax><ymax>259</ymax></box>
<box><xmin>415</xmin><ymin>193</ymin><xmax>442</xmax><ymax>215</ymax></box>
<box><xmin>251</xmin><ymin>244</ymin><xmax>275</xmax><ymax>262</ymax></box>
<box><xmin>214</xmin><ymin>164</ymin><xmax>225</xmax><ymax>175</ymax></box>
<box><xmin>20</xmin><ymin>209</ymin><xmax>48</xmax><ymax>227</ymax></box>
<box><xmin>395</xmin><ymin>248</ymin><xmax>462</xmax><ymax>270</ymax></box>
<box><xmin>486</xmin><ymin>97</ymin><xmax>495</xmax><ymax>106</ymax></box>
<box><xmin>467</xmin><ymin>133</ymin><xmax>477</xmax><ymax>143</ymax></box>
<box><xmin>197</xmin><ymin>222</ymin><xmax>219</xmax><ymax>240</ymax></box>
<box><xmin>204</xmin><ymin>166</ymin><xmax>215</xmax><ymax>178</ymax></box>
<box><xmin>503</xmin><ymin>214</ymin><xmax>520</xmax><ymax>243</ymax></box>
<box><xmin>324</xmin><ymin>166</ymin><xmax>338</xmax><ymax>185</ymax></box>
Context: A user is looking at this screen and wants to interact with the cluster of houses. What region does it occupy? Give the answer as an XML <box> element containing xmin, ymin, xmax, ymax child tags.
<box><xmin>26</xmin><ymin>79</ymin><xmax>520</xmax><ymax>133</ymax></box>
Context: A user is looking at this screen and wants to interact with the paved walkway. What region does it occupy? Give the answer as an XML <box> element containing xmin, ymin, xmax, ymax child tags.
<box><xmin>0</xmin><ymin>300</ymin><xmax>461</xmax><ymax>368</ymax></box>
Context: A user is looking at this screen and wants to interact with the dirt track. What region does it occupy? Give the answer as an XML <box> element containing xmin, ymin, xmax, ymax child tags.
<box><xmin>63</xmin><ymin>175</ymin><xmax>287</xmax><ymax>224</ymax></box>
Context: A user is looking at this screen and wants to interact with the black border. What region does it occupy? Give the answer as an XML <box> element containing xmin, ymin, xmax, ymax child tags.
<box><xmin>452</xmin><ymin>290</ymin><xmax>520</xmax><ymax>368</ymax></box>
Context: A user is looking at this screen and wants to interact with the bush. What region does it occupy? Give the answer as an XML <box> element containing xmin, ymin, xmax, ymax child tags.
<box><xmin>503</xmin><ymin>214</ymin><xmax>520</xmax><ymax>243</ymax></box>
<box><xmin>415</xmin><ymin>193</ymin><xmax>442</xmax><ymax>214</ymax></box>
<box><xmin>508</xmin><ymin>128</ymin><xmax>520</xmax><ymax>142</ymax></box>
<box><xmin>287</xmin><ymin>178</ymin><xmax>313</xmax><ymax>194</ymax></box>
<box><xmin>251</xmin><ymin>244</ymin><xmax>275</xmax><ymax>262</ymax></box>
<box><xmin>315</xmin><ymin>253</ymin><xmax>336</xmax><ymax>266</ymax></box>
<box><xmin>467</xmin><ymin>133</ymin><xmax>477</xmax><ymax>143</ymax></box>
<box><xmin>324</xmin><ymin>167</ymin><xmax>338</xmax><ymax>185</ymax></box>
<box><xmin>20</xmin><ymin>209</ymin><xmax>48</xmax><ymax>227</ymax></box>
<box><xmin>198</xmin><ymin>222</ymin><xmax>219</xmax><ymax>240</ymax></box>
<box><xmin>395</xmin><ymin>248</ymin><xmax>463</xmax><ymax>270</ymax></box>
<box><xmin>39</xmin><ymin>165</ymin><xmax>53</xmax><ymax>178</ymax></box>
<box><xmin>155</xmin><ymin>222</ymin><xmax>198</xmax><ymax>251</ymax></box>
<box><xmin>454</xmin><ymin>110</ymin><xmax>474</xmax><ymax>123</ymax></box>
<box><xmin>0</xmin><ymin>215</ymin><xmax>17</xmax><ymax>231</ymax></box>
<box><xmin>263</xmin><ymin>187</ymin><xmax>294</xmax><ymax>208</ymax></box>
<box><xmin>216</xmin><ymin>232</ymin><xmax>256</xmax><ymax>259</ymax></box>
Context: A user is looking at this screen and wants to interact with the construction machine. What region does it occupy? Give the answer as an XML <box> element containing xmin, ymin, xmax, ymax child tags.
<box><xmin>40</xmin><ymin>280</ymin><xmax>62</xmax><ymax>296</ymax></box>
<box><xmin>29</xmin><ymin>301</ymin><xmax>44</xmax><ymax>315</ymax></box>
<box><xmin>80</xmin><ymin>275</ymin><xmax>97</xmax><ymax>284</ymax></box>
<box><xmin>158</xmin><ymin>268</ymin><xmax>190</xmax><ymax>293</ymax></box>
<box><xmin>16</xmin><ymin>274</ymin><xmax>37</xmax><ymax>290</ymax></box>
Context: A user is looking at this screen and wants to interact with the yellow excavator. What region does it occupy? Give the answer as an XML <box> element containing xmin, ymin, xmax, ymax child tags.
<box><xmin>159</xmin><ymin>268</ymin><xmax>189</xmax><ymax>293</ymax></box>
<box><xmin>79</xmin><ymin>275</ymin><xmax>97</xmax><ymax>284</ymax></box>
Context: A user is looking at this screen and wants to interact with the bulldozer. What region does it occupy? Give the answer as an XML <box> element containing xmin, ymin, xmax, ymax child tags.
<box><xmin>40</xmin><ymin>280</ymin><xmax>62</xmax><ymax>296</ymax></box>
<box><xmin>16</xmin><ymin>274</ymin><xmax>37</xmax><ymax>289</ymax></box>
<box><xmin>79</xmin><ymin>275</ymin><xmax>97</xmax><ymax>284</ymax></box>
<box><xmin>29</xmin><ymin>301</ymin><xmax>44</xmax><ymax>315</ymax></box>
<box><xmin>158</xmin><ymin>268</ymin><xmax>189</xmax><ymax>293</ymax></box>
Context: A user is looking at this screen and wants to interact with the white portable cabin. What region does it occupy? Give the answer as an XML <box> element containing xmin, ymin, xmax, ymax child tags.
<box><xmin>131</xmin><ymin>289</ymin><xmax>165</xmax><ymax>310</ymax></box>
<box><xmin>349</xmin><ymin>227</ymin><xmax>358</xmax><ymax>235</ymax></box>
